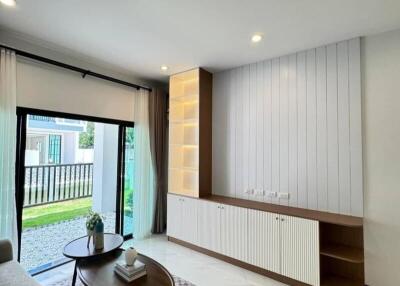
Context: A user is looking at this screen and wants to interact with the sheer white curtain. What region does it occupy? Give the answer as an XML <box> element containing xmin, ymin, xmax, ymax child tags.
<box><xmin>0</xmin><ymin>48</ymin><xmax>18</xmax><ymax>257</ymax></box>
<box><xmin>132</xmin><ymin>89</ymin><xmax>155</xmax><ymax>239</ymax></box>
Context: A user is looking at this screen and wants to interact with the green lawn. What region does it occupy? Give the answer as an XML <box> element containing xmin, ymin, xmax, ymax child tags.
<box><xmin>23</xmin><ymin>197</ymin><xmax>92</xmax><ymax>229</ymax></box>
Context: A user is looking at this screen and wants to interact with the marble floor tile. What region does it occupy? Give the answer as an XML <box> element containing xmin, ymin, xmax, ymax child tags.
<box><xmin>36</xmin><ymin>234</ymin><xmax>286</xmax><ymax>286</ymax></box>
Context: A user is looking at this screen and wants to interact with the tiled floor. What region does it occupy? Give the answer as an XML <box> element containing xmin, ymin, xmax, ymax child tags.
<box><xmin>36</xmin><ymin>235</ymin><xmax>286</xmax><ymax>286</ymax></box>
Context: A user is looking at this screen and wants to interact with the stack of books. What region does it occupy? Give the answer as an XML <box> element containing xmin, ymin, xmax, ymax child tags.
<box><xmin>114</xmin><ymin>260</ymin><xmax>146</xmax><ymax>282</ymax></box>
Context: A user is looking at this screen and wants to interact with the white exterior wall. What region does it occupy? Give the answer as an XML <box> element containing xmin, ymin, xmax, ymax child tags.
<box><xmin>92</xmin><ymin>123</ymin><xmax>118</xmax><ymax>213</ymax></box>
<box><xmin>63</xmin><ymin>132</ymin><xmax>76</xmax><ymax>164</ymax></box>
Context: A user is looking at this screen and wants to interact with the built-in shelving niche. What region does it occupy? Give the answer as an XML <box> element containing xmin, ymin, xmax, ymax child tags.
<box><xmin>168</xmin><ymin>68</ymin><xmax>212</xmax><ymax>198</ymax></box>
<box><xmin>320</xmin><ymin>222</ymin><xmax>364</xmax><ymax>286</ymax></box>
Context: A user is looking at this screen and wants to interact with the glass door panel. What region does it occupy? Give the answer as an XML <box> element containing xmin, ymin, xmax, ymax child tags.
<box><xmin>122</xmin><ymin>127</ymin><xmax>134</xmax><ymax>236</ymax></box>
<box><xmin>18</xmin><ymin>113</ymin><xmax>118</xmax><ymax>274</ymax></box>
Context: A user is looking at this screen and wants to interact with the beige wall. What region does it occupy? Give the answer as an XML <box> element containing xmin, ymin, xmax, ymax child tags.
<box><xmin>362</xmin><ymin>29</ymin><xmax>400</xmax><ymax>285</ymax></box>
<box><xmin>1</xmin><ymin>28</ymin><xmax>166</xmax><ymax>121</ymax></box>
<box><xmin>16</xmin><ymin>59</ymin><xmax>137</xmax><ymax>121</ymax></box>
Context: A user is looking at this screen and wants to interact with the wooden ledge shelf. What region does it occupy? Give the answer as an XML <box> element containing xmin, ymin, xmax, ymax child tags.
<box><xmin>200</xmin><ymin>194</ymin><xmax>363</xmax><ymax>227</ymax></box>
<box><xmin>320</xmin><ymin>244</ymin><xmax>364</xmax><ymax>263</ymax></box>
<box><xmin>321</xmin><ymin>275</ymin><xmax>364</xmax><ymax>286</ymax></box>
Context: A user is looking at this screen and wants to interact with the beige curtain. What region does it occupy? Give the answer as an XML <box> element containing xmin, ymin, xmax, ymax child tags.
<box><xmin>149</xmin><ymin>88</ymin><xmax>168</xmax><ymax>233</ymax></box>
<box><xmin>132</xmin><ymin>88</ymin><xmax>154</xmax><ymax>239</ymax></box>
<box><xmin>0</xmin><ymin>48</ymin><xmax>18</xmax><ymax>258</ymax></box>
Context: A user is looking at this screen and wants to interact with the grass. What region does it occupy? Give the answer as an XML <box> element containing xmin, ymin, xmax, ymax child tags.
<box><xmin>124</xmin><ymin>187</ymin><xmax>134</xmax><ymax>216</ymax></box>
<box><xmin>22</xmin><ymin>197</ymin><xmax>92</xmax><ymax>229</ymax></box>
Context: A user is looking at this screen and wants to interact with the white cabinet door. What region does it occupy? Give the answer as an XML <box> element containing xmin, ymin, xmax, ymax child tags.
<box><xmin>247</xmin><ymin>209</ymin><xmax>280</xmax><ymax>273</ymax></box>
<box><xmin>167</xmin><ymin>194</ymin><xmax>181</xmax><ymax>239</ymax></box>
<box><xmin>197</xmin><ymin>200</ymin><xmax>221</xmax><ymax>252</ymax></box>
<box><xmin>220</xmin><ymin>204</ymin><xmax>248</xmax><ymax>261</ymax></box>
<box><xmin>180</xmin><ymin>196</ymin><xmax>198</xmax><ymax>245</ymax></box>
<box><xmin>280</xmin><ymin>215</ymin><xmax>320</xmax><ymax>286</ymax></box>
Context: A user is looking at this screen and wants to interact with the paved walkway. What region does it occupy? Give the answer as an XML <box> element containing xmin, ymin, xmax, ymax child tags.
<box><xmin>20</xmin><ymin>212</ymin><xmax>132</xmax><ymax>271</ymax></box>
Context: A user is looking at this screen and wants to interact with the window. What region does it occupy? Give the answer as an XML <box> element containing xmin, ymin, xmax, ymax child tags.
<box><xmin>48</xmin><ymin>135</ymin><xmax>61</xmax><ymax>164</ymax></box>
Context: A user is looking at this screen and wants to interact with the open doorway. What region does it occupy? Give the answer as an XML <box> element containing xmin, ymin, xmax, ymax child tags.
<box><xmin>15</xmin><ymin>108</ymin><xmax>134</xmax><ymax>274</ymax></box>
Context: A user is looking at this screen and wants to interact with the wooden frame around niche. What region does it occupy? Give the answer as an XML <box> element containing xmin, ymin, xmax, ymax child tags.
<box><xmin>198</xmin><ymin>68</ymin><xmax>212</xmax><ymax>197</ymax></box>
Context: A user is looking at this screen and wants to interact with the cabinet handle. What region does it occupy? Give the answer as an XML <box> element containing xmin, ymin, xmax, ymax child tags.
<box><xmin>275</xmin><ymin>217</ymin><xmax>279</xmax><ymax>220</ymax></box>
<box><xmin>217</xmin><ymin>206</ymin><xmax>220</xmax><ymax>209</ymax></box>
<box><xmin>281</xmin><ymin>218</ymin><xmax>284</xmax><ymax>222</ymax></box>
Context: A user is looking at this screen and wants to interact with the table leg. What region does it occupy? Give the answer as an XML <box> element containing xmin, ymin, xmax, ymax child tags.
<box><xmin>72</xmin><ymin>260</ymin><xmax>78</xmax><ymax>286</ymax></box>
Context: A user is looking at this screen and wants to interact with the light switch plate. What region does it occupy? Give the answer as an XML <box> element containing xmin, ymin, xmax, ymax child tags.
<box><xmin>278</xmin><ymin>193</ymin><xmax>290</xmax><ymax>199</ymax></box>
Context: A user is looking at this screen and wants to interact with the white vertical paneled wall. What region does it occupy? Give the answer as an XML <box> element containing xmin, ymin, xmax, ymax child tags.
<box><xmin>212</xmin><ymin>38</ymin><xmax>363</xmax><ymax>217</ymax></box>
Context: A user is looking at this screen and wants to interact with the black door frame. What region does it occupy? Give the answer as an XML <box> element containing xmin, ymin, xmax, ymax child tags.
<box><xmin>15</xmin><ymin>107</ymin><xmax>134</xmax><ymax>262</ymax></box>
<box><xmin>115</xmin><ymin>126</ymin><xmax>134</xmax><ymax>240</ymax></box>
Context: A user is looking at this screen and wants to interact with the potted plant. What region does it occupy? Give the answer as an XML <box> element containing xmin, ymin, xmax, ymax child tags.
<box><xmin>86</xmin><ymin>210</ymin><xmax>103</xmax><ymax>248</ymax></box>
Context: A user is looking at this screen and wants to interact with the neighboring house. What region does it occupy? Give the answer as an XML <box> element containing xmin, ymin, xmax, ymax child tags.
<box><xmin>25</xmin><ymin>115</ymin><xmax>92</xmax><ymax>166</ymax></box>
<box><xmin>25</xmin><ymin>116</ymin><xmax>119</xmax><ymax>214</ymax></box>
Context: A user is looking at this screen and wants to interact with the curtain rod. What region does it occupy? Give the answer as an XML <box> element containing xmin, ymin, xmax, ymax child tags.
<box><xmin>0</xmin><ymin>44</ymin><xmax>152</xmax><ymax>92</ymax></box>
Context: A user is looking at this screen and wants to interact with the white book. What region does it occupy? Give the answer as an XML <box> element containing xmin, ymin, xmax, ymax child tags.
<box><xmin>114</xmin><ymin>268</ymin><xmax>146</xmax><ymax>282</ymax></box>
<box><xmin>115</xmin><ymin>260</ymin><xmax>146</xmax><ymax>276</ymax></box>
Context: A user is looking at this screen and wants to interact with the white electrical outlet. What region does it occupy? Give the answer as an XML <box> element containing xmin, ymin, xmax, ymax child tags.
<box><xmin>266</xmin><ymin>191</ymin><xmax>277</xmax><ymax>198</ymax></box>
<box><xmin>278</xmin><ymin>193</ymin><xmax>290</xmax><ymax>199</ymax></box>
<box><xmin>244</xmin><ymin>189</ymin><xmax>254</xmax><ymax>195</ymax></box>
<box><xmin>254</xmin><ymin>189</ymin><xmax>265</xmax><ymax>196</ymax></box>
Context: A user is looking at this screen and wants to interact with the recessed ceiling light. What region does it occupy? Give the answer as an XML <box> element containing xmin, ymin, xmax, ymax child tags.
<box><xmin>160</xmin><ymin>65</ymin><xmax>168</xmax><ymax>71</ymax></box>
<box><xmin>251</xmin><ymin>34</ymin><xmax>263</xmax><ymax>43</ymax></box>
<box><xmin>0</xmin><ymin>0</ymin><xmax>16</xmax><ymax>7</ymax></box>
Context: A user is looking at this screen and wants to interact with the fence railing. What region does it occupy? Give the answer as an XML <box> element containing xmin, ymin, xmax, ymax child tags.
<box><xmin>24</xmin><ymin>163</ymin><xmax>93</xmax><ymax>207</ymax></box>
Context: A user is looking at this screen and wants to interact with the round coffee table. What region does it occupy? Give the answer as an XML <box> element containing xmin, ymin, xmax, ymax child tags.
<box><xmin>63</xmin><ymin>233</ymin><xmax>124</xmax><ymax>286</ymax></box>
<box><xmin>77</xmin><ymin>249</ymin><xmax>175</xmax><ymax>286</ymax></box>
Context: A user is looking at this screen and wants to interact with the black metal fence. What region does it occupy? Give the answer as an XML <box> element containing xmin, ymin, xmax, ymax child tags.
<box><xmin>24</xmin><ymin>163</ymin><xmax>93</xmax><ymax>207</ymax></box>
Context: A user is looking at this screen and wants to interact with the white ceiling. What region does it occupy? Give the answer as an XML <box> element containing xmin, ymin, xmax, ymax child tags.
<box><xmin>0</xmin><ymin>0</ymin><xmax>400</xmax><ymax>82</ymax></box>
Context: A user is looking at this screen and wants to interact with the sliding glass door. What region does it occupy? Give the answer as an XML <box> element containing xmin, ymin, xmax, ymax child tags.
<box><xmin>121</xmin><ymin>127</ymin><xmax>134</xmax><ymax>237</ymax></box>
<box><xmin>15</xmin><ymin>108</ymin><xmax>134</xmax><ymax>274</ymax></box>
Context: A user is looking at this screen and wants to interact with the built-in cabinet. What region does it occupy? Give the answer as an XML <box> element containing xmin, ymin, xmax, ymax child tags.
<box><xmin>248</xmin><ymin>212</ymin><xmax>320</xmax><ymax>285</ymax></box>
<box><xmin>220</xmin><ymin>204</ymin><xmax>248</xmax><ymax>261</ymax></box>
<box><xmin>168</xmin><ymin>193</ymin><xmax>320</xmax><ymax>286</ymax></box>
<box><xmin>166</xmin><ymin>195</ymin><xmax>198</xmax><ymax>245</ymax></box>
<box><xmin>197</xmin><ymin>200</ymin><xmax>248</xmax><ymax>261</ymax></box>
<box><xmin>197</xmin><ymin>200</ymin><xmax>220</xmax><ymax>252</ymax></box>
<box><xmin>167</xmin><ymin>66</ymin><xmax>363</xmax><ymax>286</ymax></box>
<box><xmin>247</xmin><ymin>209</ymin><xmax>281</xmax><ymax>274</ymax></box>
<box><xmin>280</xmin><ymin>215</ymin><xmax>320</xmax><ymax>286</ymax></box>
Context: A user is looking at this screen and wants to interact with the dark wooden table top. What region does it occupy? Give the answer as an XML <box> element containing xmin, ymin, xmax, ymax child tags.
<box><xmin>63</xmin><ymin>233</ymin><xmax>124</xmax><ymax>259</ymax></box>
<box><xmin>77</xmin><ymin>249</ymin><xmax>175</xmax><ymax>286</ymax></box>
